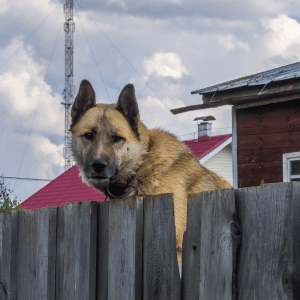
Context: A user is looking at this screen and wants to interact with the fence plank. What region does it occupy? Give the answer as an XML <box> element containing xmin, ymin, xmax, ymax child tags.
<box><xmin>107</xmin><ymin>197</ymin><xmax>143</xmax><ymax>300</ymax></box>
<box><xmin>56</xmin><ymin>201</ymin><xmax>97</xmax><ymax>300</ymax></box>
<box><xmin>182</xmin><ymin>188</ymin><xmax>239</xmax><ymax>300</ymax></box>
<box><xmin>143</xmin><ymin>193</ymin><xmax>181</xmax><ymax>300</ymax></box>
<box><xmin>182</xmin><ymin>194</ymin><xmax>201</xmax><ymax>300</ymax></box>
<box><xmin>235</xmin><ymin>182</ymin><xmax>300</xmax><ymax>299</ymax></box>
<box><xmin>0</xmin><ymin>210</ymin><xmax>19</xmax><ymax>300</ymax></box>
<box><xmin>97</xmin><ymin>200</ymin><xmax>109</xmax><ymax>300</ymax></box>
<box><xmin>17</xmin><ymin>207</ymin><xmax>57</xmax><ymax>300</ymax></box>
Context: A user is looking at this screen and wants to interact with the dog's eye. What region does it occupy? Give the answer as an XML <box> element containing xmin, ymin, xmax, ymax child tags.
<box><xmin>113</xmin><ymin>135</ymin><xmax>124</xmax><ymax>143</ymax></box>
<box><xmin>83</xmin><ymin>133</ymin><xmax>94</xmax><ymax>140</ymax></box>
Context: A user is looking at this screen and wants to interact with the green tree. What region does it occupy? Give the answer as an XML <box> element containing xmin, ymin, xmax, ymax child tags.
<box><xmin>0</xmin><ymin>175</ymin><xmax>22</xmax><ymax>211</ymax></box>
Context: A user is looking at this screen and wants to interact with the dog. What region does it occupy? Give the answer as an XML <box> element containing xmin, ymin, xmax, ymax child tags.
<box><xmin>70</xmin><ymin>79</ymin><xmax>233</xmax><ymax>271</ymax></box>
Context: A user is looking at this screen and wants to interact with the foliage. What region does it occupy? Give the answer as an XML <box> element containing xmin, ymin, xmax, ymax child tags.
<box><xmin>0</xmin><ymin>175</ymin><xmax>22</xmax><ymax>211</ymax></box>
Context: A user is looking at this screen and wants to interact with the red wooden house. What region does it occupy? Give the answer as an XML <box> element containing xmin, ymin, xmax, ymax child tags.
<box><xmin>172</xmin><ymin>61</ymin><xmax>300</xmax><ymax>188</ymax></box>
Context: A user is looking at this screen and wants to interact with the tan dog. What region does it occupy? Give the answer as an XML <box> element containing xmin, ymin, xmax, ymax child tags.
<box><xmin>70</xmin><ymin>80</ymin><xmax>232</xmax><ymax>269</ymax></box>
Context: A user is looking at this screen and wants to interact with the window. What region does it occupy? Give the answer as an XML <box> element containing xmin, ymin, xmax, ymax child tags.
<box><xmin>283</xmin><ymin>152</ymin><xmax>300</xmax><ymax>182</ymax></box>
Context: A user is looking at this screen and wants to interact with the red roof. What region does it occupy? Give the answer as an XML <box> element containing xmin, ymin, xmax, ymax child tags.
<box><xmin>183</xmin><ymin>134</ymin><xmax>232</xmax><ymax>160</ymax></box>
<box><xmin>20</xmin><ymin>134</ymin><xmax>231</xmax><ymax>209</ymax></box>
<box><xmin>19</xmin><ymin>165</ymin><xmax>105</xmax><ymax>209</ymax></box>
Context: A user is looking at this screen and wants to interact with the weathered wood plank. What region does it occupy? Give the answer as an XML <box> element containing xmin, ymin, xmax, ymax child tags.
<box><xmin>97</xmin><ymin>200</ymin><xmax>109</xmax><ymax>300</ymax></box>
<box><xmin>107</xmin><ymin>197</ymin><xmax>143</xmax><ymax>300</ymax></box>
<box><xmin>182</xmin><ymin>188</ymin><xmax>239</xmax><ymax>300</ymax></box>
<box><xmin>56</xmin><ymin>201</ymin><xmax>97</xmax><ymax>300</ymax></box>
<box><xmin>238</xmin><ymin>161</ymin><xmax>283</xmax><ymax>187</ymax></box>
<box><xmin>0</xmin><ymin>210</ymin><xmax>19</xmax><ymax>300</ymax></box>
<box><xmin>182</xmin><ymin>194</ymin><xmax>201</xmax><ymax>300</ymax></box>
<box><xmin>292</xmin><ymin>182</ymin><xmax>300</xmax><ymax>298</ymax></box>
<box><xmin>17</xmin><ymin>207</ymin><xmax>57</xmax><ymax>300</ymax></box>
<box><xmin>143</xmin><ymin>193</ymin><xmax>181</xmax><ymax>300</ymax></box>
<box><xmin>238</xmin><ymin>132</ymin><xmax>300</xmax><ymax>151</ymax></box>
<box><xmin>238</xmin><ymin>148</ymin><xmax>300</xmax><ymax>164</ymax></box>
<box><xmin>235</xmin><ymin>182</ymin><xmax>300</xmax><ymax>299</ymax></box>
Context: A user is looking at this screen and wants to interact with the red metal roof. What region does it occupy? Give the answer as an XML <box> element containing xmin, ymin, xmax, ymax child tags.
<box><xmin>20</xmin><ymin>134</ymin><xmax>231</xmax><ymax>209</ymax></box>
<box><xmin>183</xmin><ymin>134</ymin><xmax>232</xmax><ymax>160</ymax></box>
<box><xmin>19</xmin><ymin>165</ymin><xmax>105</xmax><ymax>209</ymax></box>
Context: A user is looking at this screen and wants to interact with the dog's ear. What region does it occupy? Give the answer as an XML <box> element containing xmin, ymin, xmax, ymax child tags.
<box><xmin>116</xmin><ymin>84</ymin><xmax>139</xmax><ymax>138</ymax></box>
<box><xmin>71</xmin><ymin>80</ymin><xmax>96</xmax><ymax>129</ymax></box>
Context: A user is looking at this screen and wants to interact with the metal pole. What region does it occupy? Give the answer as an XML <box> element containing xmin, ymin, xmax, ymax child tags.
<box><xmin>61</xmin><ymin>0</ymin><xmax>75</xmax><ymax>170</ymax></box>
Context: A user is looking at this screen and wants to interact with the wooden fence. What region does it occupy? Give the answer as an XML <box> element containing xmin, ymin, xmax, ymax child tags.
<box><xmin>0</xmin><ymin>182</ymin><xmax>300</xmax><ymax>299</ymax></box>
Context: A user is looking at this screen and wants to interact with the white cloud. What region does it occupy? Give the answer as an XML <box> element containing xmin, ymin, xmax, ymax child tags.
<box><xmin>263</xmin><ymin>14</ymin><xmax>300</xmax><ymax>55</ymax></box>
<box><xmin>144</xmin><ymin>52</ymin><xmax>188</xmax><ymax>79</ymax></box>
<box><xmin>216</xmin><ymin>34</ymin><xmax>251</xmax><ymax>52</ymax></box>
<box><xmin>0</xmin><ymin>39</ymin><xmax>65</xmax><ymax>136</ymax></box>
<box><xmin>139</xmin><ymin>95</ymin><xmax>187</xmax><ymax>131</ymax></box>
<box><xmin>36</xmin><ymin>136</ymin><xmax>64</xmax><ymax>168</ymax></box>
<box><xmin>0</xmin><ymin>0</ymin><xmax>9</xmax><ymax>15</ymax></box>
<box><xmin>0</xmin><ymin>38</ymin><xmax>65</xmax><ymax>198</ymax></box>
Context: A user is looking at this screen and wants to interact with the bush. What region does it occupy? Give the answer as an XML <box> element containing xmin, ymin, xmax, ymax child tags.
<box><xmin>0</xmin><ymin>175</ymin><xmax>22</xmax><ymax>211</ymax></box>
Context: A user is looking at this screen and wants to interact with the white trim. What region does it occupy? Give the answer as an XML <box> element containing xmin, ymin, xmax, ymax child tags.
<box><xmin>283</xmin><ymin>152</ymin><xmax>300</xmax><ymax>182</ymax></box>
<box><xmin>232</xmin><ymin>107</ymin><xmax>238</xmax><ymax>189</ymax></box>
<box><xmin>200</xmin><ymin>137</ymin><xmax>232</xmax><ymax>164</ymax></box>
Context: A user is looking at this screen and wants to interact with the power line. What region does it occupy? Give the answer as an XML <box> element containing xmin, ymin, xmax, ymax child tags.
<box><xmin>1</xmin><ymin>176</ymin><xmax>52</xmax><ymax>182</ymax></box>
<box><xmin>76</xmin><ymin>8</ymin><xmax>111</xmax><ymax>102</ymax></box>
<box><xmin>74</xmin><ymin>0</ymin><xmax>191</xmax><ymax>135</ymax></box>
<box><xmin>0</xmin><ymin>0</ymin><xmax>63</xmax><ymax>72</ymax></box>
<box><xmin>177</xmin><ymin>127</ymin><xmax>232</xmax><ymax>138</ymax></box>
<box><xmin>13</xmin><ymin>14</ymin><xmax>64</xmax><ymax>191</ymax></box>
<box><xmin>13</xmin><ymin>137</ymin><xmax>65</xmax><ymax>192</ymax></box>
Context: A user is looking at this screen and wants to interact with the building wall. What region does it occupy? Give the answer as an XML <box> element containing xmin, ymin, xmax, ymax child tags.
<box><xmin>236</xmin><ymin>99</ymin><xmax>300</xmax><ymax>188</ymax></box>
<box><xmin>202</xmin><ymin>145</ymin><xmax>233</xmax><ymax>185</ymax></box>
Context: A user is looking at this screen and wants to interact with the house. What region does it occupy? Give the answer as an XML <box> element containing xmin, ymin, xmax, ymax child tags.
<box><xmin>182</xmin><ymin>116</ymin><xmax>232</xmax><ymax>185</ymax></box>
<box><xmin>19</xmin><ymin>122</ymin><xmax>232</xmax><ymax>209</ymax></box>
<box><xmin>172</xmin><ymin>61</ymin><xmax>300</xmax><ymax>189</ymax></box>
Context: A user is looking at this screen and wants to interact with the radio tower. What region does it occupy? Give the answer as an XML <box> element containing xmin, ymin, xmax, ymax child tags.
<box><xmin>61</xmin><ymin>0</ymin><xmax>75</xmax><ymax>170</ymax></box>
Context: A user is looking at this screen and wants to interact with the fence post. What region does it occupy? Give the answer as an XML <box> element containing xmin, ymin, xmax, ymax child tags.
<box><xmin>56</xmin><ymin>201</ymin><xmax>97</xmax><ymax>300</ymax></box>
<box><xmin>182</xmin><ymin>188</ymin><xmax>239</xmax><ymax>300</ymax></box>
<box><xmin>98</xmin><ymin>197</ymin><xmax>143</xmax><ymax>300</ymax></box>
<box><xmin>17</xmin><ymin>207</ymin><xmax>57</xmax><ymax>300</ymax></box>
<box><xmin>143</xmin><ymin>193</ymin><xmax>181</xmax><ymax>300</ymax></box>
<box><xmin>235</xmin><ymin>182</ymin><xmax>300</xmax><ymax>299</ymax></box>
<box><xmin>0</xmin><ymin>210</ymin><xmax>19</xmax><ymax>300</ymax></box>
<box><xmin>97</xmin><ymin>200</ymin><xmax>109</xmax><ymax>300</ymax></box>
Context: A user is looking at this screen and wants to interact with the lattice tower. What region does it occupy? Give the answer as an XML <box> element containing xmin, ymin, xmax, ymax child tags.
<box><xmin>61</xmin><ymin>0</ymin><xmax>75</xmax><ymax>170</ymax></box>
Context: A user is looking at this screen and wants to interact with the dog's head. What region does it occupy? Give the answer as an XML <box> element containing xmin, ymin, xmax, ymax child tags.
<box><xmin>70</xmin><ymin>80</ymin><xmax>150</xmax><ymax>195</ymax></box>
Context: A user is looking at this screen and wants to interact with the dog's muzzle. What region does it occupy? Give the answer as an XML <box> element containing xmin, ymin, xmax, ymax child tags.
<box><xmin>85</xmin><ymin>159</ymin><xmax>117</xmax><ymax>181</ymax></box>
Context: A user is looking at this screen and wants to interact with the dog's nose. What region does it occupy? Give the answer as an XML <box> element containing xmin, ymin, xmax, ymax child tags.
<box><xmin>91</xmin><ymin>159</ymin><xmax>107</xmax><ymax>173</ymax></box>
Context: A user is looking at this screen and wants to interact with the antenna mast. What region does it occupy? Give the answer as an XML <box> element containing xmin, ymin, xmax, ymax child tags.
<box><xmin>61</xmin><ymin>0</ymin><xmax>75</xmax><ymax>170</ymax></box>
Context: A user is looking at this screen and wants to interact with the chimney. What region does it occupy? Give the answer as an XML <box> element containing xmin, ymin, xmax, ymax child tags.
<box><xmin>193</xmin><ymin>116</ymin><xmax>216</xmax><ymax>138</ymax></box>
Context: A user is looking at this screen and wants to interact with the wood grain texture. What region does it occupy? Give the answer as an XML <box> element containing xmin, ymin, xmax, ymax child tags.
<box><xmin>182</xmin><ymin>188</ymin><xmax>239</xmax><ymax>300</ymax></box>
<box><xmin>0</xmin><ymin>210</ymin><xmax>19</xmax><ymax>300</ymax></box>
<box><xmin>56</xmin><ymin>201</ymin><xmax>97</xmax><ymax>300</ymax></box>
<box><xmin>235</xmin><ymin>182</ymin><xmax>300</xmax><ymax>299</ymax></box>
<box><xmin>143</xmin><ymin>193</ymin><xmax>181</xmax><ymax>300</ymax></box>
<box><xmin>17</xmin><ymin>207</ymin><xmax>57</xmax><ymax>300</ymax></box>
<box><xmin>107</xmin><ymin>197</ymin><xmax>143</xmax><ymax>300</ymax></box>
<box><xmin>97</xmin><ymin>200</ymin><xmax>109</xmax><ymax>300</ymax></box>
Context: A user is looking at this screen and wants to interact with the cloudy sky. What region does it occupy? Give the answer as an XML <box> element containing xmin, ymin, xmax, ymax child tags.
<box><xmin>1</xmin><ymin>0</ymin><xmax>300</xmax><ymax>204</ymax></box>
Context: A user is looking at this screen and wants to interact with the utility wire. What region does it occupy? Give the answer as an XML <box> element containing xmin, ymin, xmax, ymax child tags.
<box><xmin>0</xmin><ymin>0</ymin><xmax>63</xmax><ymax>72</ymax></box>
<box><xmin>74</xmin><ymin>0</ymin><xmax>191</xmax><ymax>134</ymax></box>
<box><xmin>76</xmin><ymin>8</ymin><xmax>112</xmax><ymax>102</ymax></box>
<box><xmin>12</xmin><ymin>137</ymin><xmax>65</xmax><ymax>192</ymax></box>
<box><xmin>177</xmin><ymin>126</ymin><xmax>232</xmax><ymax>137</ymax></box>
<box><xmin>13</xmin><ymin>17</ymin><xmax>64</xmax><ymax>191</ymax></box>
<box><xmin>1</xmin><ymin>176</ymin><xmax>51</xmax><ymax>182</ymax></box>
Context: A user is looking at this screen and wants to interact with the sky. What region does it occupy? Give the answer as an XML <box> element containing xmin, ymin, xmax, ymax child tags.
<box><xmin>1</xmin><ymin>0</ymin><xmax>300</xmax><ymax>204</ymax></box>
